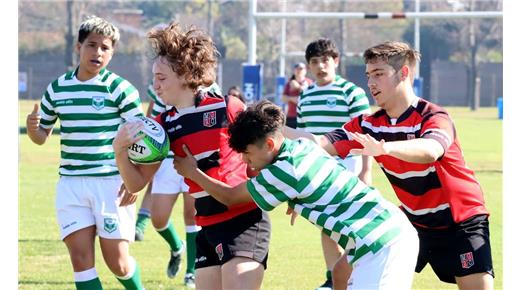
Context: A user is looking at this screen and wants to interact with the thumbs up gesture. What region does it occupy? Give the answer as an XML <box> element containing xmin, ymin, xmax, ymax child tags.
<box><xmin>26</xmin><ymin>103</ymin><xmax>41</xmax><ymax>134</ymax></box>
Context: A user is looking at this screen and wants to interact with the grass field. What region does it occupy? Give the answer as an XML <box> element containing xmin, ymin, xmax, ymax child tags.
<box><xmin>19</xmin><ymin>100</ymin><xmax>502</xmax><ymax>289</ymax></box>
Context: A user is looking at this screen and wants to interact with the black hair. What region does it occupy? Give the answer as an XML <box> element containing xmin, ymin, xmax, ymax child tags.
<box><xmin>77</xmin><ymin>15</ymin><xmax>120</xmax><ymax>45</ymax></box>
<box><xmin>228</xmin><ymin>100</ymin><xmax>285</xmax><ymax>153</ymax></box>
<box><xmin>305</xmin><ymin>38</ymin><xmax>339</xmax><ymax>63</ymax></box>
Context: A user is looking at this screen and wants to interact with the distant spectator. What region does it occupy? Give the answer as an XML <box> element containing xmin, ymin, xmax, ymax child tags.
<box><xmin>227</xmin><ymin>85</ymin><xmax>245</xmax><ymax>103</ymax></box>
<box><xmin>282</xmin><ymin>62</ymin><xmax>313</xmax><ymax>128</ymax></box>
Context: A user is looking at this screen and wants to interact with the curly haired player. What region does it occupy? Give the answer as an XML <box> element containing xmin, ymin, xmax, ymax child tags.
<box><xmin>113</xmin><ymin>22</ymin><xmax>270</xmax><ymax>290</ymax></box>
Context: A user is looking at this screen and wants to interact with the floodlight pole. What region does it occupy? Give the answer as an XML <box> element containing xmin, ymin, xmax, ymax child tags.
<box><xmin>415</xmin><ymin>0</ymin><xmax>421</xmax><ymax>77</ymax></box>
<box><xmin>248</xmin><ymin>0</ymin><xmax>257</xmax><ymax>64</ymax></box>
<box><xmin>280</xmin><ymin>0</ymin><xmax>287</xmax><ymax>77</ymax></box>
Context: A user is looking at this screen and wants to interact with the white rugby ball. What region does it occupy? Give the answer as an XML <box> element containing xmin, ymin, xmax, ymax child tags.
<box><xmin>126</xmin><ymin>116</ymin><xmax>170</xmax><ymax>164</ymax></box>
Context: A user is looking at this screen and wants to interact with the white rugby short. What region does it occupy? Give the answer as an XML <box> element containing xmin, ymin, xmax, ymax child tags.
<box><xmin>151</xmin><ymin>157</ymin><xmax>189</xmax><ymax>195</ymax></box>
<box><xmin>347</xmin><ymin>210</ymin><xmax>419</xmax><ymax>290</ymax></box>
<box><xmin>55</xmin><ymin>176</ymin><xmax>135</xmax><ymax>241</ymax></box>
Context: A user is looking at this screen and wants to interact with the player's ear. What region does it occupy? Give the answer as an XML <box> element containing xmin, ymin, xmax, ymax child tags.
<box><xmin>266</xmin><ymin>137</ymin><xmax>275</xmax><ymax>151</ymax></box>
<box><xmin>400</xmin><ymin>65</ymin><xmax>409</xmax><ymax>81</ymax></box>
<box><xmin>75</xmin><ymin>42</ymin><xmax>81</xmax><ymax>53</ymax></box>
<box><xmin>334</xmin><ymin>57</ymin><xmax>340</xmax><ymax>68</ymax></box>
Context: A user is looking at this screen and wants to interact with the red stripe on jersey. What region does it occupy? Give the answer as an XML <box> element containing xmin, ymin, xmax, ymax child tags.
<box><xmin>172</xmin><ymin>128</ymin><xmax>220</xmax><ymax>157</ymax></box>
<box><xmin>392</xmin><ymin>186</ymin><xmax>446</xmax><ymax>211</ymax></box>
<box><xmin>195</xmin><ymin>201</ymin><xmax>258</xmax><ymax>226</ymax></box>
<box><xmin>377</xmin><ymin>154</ymin><xmax>434</xmax><ymax>173</ymax></box>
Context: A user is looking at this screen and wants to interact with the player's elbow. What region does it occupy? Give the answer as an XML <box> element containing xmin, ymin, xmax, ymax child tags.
<box><xmin>422</xmin><ymin>153</ymin><xmax>439</xmax><ymax>163</ymax></box>
<box><xmin>219</xmin><ymin>194</ymin><xmax>242</xmax><ymax>207</ymax></box>
<box><xmin>416</xmin><ymin>149</ymin><xmax>443</xmax><ymax>163</ymax></box>
<box><xmin>424</xmin><ymin>141</ymin><xmax>445</xmax><ymax>162</ymax></box>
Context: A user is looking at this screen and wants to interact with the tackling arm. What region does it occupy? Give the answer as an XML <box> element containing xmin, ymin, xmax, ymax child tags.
<box><xmin>282</xmin><ymin>126</ymin><xmax>339</xmax><ymax>157</ymax></box>
<box><xmin>174</xmin><ymin>145</ymin><xmax>252</xmax><ymax>206</ymax></box>
<box><xmin>350</xmin><ymin>132</ymin><xmax>444</xmax><ymax>164</ymax></box>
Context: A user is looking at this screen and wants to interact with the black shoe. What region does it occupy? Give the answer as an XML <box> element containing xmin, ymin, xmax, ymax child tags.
<box><xmin>315</xmin><ymin>278</ymin><xmax>333</xmax><ymax>290</ymax></box>
<box><xmin>166</xmin><ymin>242</ymin><xmax>185</xmax><ymax>278</ymax></box>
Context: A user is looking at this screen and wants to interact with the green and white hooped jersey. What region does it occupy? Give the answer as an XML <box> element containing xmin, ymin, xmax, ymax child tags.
<box><xmin>147</xmin><ymin>82</ymin><xmax>223</xmax><ymax>159</ymax></box>
<box><xmin>297</xmin><ymin>75</ymin><xmax>370</xmax><ymax>135</ymax></box>
<box><xmin>247</xmin><ymin>138</ymin><xmax>403</xmax><ymax>264</ymax></box>
<box><xmin>39</xmin><ymin>68</ymin><xmax>143</xmax><ymax>177</ymax></box>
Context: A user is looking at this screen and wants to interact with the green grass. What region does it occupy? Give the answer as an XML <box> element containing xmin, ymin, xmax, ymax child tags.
<box><xmin>19</xmin><ymin>101</ymin><xmax>502</xmax><ymax>289</ymax></box>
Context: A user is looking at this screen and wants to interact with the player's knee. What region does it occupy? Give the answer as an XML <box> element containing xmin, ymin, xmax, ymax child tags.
<box><xmin>151</xmin><ymin>213</ymin><xmax>169</xmax><ymax>229</ymax></box>
<box><xmin>68</xmin><ymin>251</ymin><xmax>94</xmax><ymax>270</ymax></box>
<box><xmin>183</xmin><ymin>211</ymin><xmax>196</xmax><ymax>224</ymax></box>
<box><xmin>106</xmin><ymin>259</ymin><xmax>130</xmax><ymax>277</ymax></box>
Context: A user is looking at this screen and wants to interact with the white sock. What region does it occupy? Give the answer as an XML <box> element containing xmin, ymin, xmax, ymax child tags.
<box><xmin>74</xmin><ymin>267</ymin><xmax>98</xmax><ymax>282</ymax></box>
<box><xmin>185</xmin><ymin>225</ymin><xmax>201</xmax><ymax>233</ymax></box>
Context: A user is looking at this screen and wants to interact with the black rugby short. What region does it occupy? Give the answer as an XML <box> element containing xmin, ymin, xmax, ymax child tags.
<box><xmin>195</xmin><ymin>208</ymin><xmax>270</xmax><ymax>269</ymax></box>
<box><xmin>285</xmin><ymin>117</ymin><xmax>297</xmax><ymax>129</ymax></box>
<box><xmin>415</xmin><ymin>214</ymin><xmax>494</xmax><ymax>283</ymax></box>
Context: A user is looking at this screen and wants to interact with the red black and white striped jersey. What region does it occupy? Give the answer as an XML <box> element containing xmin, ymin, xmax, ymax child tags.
<box><xmin>325</xmin><ymin>97</ymin><xmax>488</xmax><ymax>229</ymax></box>
<box><xmin>155</xmin><ymin>92</ymin><xmax>257</xmax><ymax>226</ymax></box>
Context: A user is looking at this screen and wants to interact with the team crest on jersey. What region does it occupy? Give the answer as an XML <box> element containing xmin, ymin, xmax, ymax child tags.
<box><xmin>460</xmin><ymin>252</ymin><xmax>474</xmax><ymax>269</ymax></box>
<box><xmin>103</xmin><ymin>217</ymin><xmax>118</xmax><ymax>233</ymax></box>
<box><xmin>326</xmin><ymin>97</ymin><xmax>337</xmax><ymax>108</ymax></box>
<box><xmin>203</xmin><ymin>111</ymin><xmax>217</xmax><ymax>127</ymax></box>
<box><xmin>215</xmin><ymin>243</ymin><xmax>224</xmax><ymax>261</ymax></box>
<box><xmin>92</xmin><ymin>96</ymin><xmax>105</xmax><ymax>110</ymax></box>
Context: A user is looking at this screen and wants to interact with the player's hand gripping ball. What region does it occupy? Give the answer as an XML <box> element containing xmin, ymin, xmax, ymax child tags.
<box><xmin>126</xmin><ymin>116</ymin><xmax>170</xmax><ymax>164</ymax></box>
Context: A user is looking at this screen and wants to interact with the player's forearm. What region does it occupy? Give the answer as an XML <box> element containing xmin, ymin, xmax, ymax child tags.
<box><xmin>189</xmin><ymin>168</ymin><xmax>249</xmax><ymax>206</ymax></box>
<box><xmin>384</xmin><ymin>138</ymin><xmax>444</xmax><ymax>163</ymax></box>
<box><xmin>283</xmin><ymin>126</ymin><xmax>319</xmax><ymax>143</ymax></box>
<box><xmin>358</xmin><ymin>155</ymin><xmax>373</xmax><ymax>185</ymax></box>
<box><xmin>115</xmin><ymin>151</ymin><xmax>150</xmax><ymax>192</ymax></box>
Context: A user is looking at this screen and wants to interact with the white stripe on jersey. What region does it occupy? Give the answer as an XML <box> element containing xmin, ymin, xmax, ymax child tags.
<box><xmin>401</xmin><ymin>202</ymin><xmax>450</xmax><ymax>216</ymax></box>
<box><xmin>423</xmin><ymin>128</ymin><xmax>453</xmax><ymax>146</ymax></box>
<box><xmin>193</xmin><ymin>150</ymin><xmax>219</xmax><ymax>161</ymax></box>
<box><xmin>191</xmin><ymin>191</ymin><xmax>210</xmax><ymax>198</ymax></box>
<box><xmin>361</xmin><ymin>121</ymin><xmax>422</xmax><ymax>134</ymax></box>
<box><xmin>164</xmin><ymin>101</ymin><xmax>226</xmax><ymax>123</ymax></box>
<box><xmin>61</xmin><ymin>144</ymin><xmax>114</xmax><ymax>154</ymax></box>
<box><xmin>379</xmin><ymin>163</ymin><xmax>437</xmax><ymax>179</ymax></box>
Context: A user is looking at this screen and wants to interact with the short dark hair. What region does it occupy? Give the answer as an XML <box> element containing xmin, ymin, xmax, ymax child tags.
<box><xmin>305</xmin><ymin>38</ymin><xmax>339</xmax><ymax>63</ymax></box>
<box><xmin>228</xmin><ymin>100</ymin><xmax>285</xmax><ymax>153</ymax></box>
<box><xmin>78</xmin><ymin>15</ymin><xmax>120</xmax><ymax>45</ymax></box>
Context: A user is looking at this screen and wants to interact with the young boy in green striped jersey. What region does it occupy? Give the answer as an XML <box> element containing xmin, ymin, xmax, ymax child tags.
<box><xmin>173</xmin><ymin>100</ymin><xmax>419</xmax><ymax>290</ymax></box>
<box><xmin>299</xmin><ymin>38</ymin><xmax>373</xmax><ymax>290</ymax></box>
<box><xmin>26</xmin><ymin>16</ymin><xmax>145</xmax><ymax>290</ymax></box>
